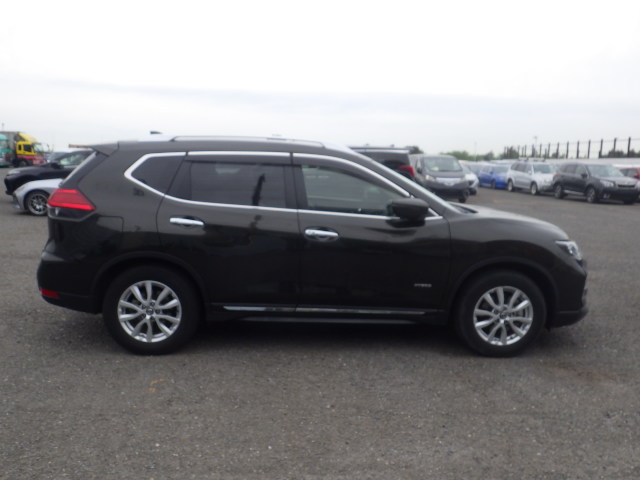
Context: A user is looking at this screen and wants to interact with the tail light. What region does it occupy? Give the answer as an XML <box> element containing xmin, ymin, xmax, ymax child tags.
<box><xmin>40</xmin><ymin>288</ymin><xmax>60</xmax><ymax>299</ymax></box>
<box><xmin>398</xmin><ymin>165</ymin><xmax>416</xmax><ymax>179</ymax></box>
<box><xmin>48</xmin><ymin>189</ymin><xmax>95</xmax><ymax>211</ymax></box>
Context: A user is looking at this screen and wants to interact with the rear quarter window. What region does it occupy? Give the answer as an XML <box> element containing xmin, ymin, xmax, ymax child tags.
<box><xmin>130</xmin><ymin>154</ymin><xmax>185</xmax><ymax>194</ymax></box>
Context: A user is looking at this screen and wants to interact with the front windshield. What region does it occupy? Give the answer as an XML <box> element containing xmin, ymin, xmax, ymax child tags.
<box><xmin>588</xmin><ymin>164</ymin><xmax>624</xmax><ymax>177</ymax></box>
<box><xmin>533</xmin><ymin>164</ymin><xmax>555</xmax><ymax>174</ymax></box>
<box><xmin>424</xmin><ymin>157</ymin><xmax>462</xmax><ymax>172</ymax></box>
<box><xmin>34</xmin><ymin>143</ymin><xmax>47</xmax><ymax>154</ymax></box>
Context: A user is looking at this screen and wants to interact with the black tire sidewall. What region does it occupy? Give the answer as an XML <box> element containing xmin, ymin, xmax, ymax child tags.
<box><xmin>103</xmin><ymin>266</ymin><xmax>201</xmax><ymax>354</ymax></box>
<box><xmin>454</xmin><ymin>271</ymin><xmax>546</xmax><ymax>357</ymax></box>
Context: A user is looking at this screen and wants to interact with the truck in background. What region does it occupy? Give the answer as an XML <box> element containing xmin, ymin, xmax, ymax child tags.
<box><xmin>0</xmin><ymin>131</ymin><xmax>48</xmax><ymax>167</ymax></box>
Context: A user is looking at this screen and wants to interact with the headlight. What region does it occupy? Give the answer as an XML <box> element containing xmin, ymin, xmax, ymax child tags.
<box><xmin>459</xmin><ymin>176</ymin><xmax>466</xmax><ymax>182</ymax></box>
<box><xmin>556</xmin><ymin>240</ymin><xmax>583</xmax><ymax>261</ymax></box>
<box><xmin>425</xmin><ymin>174</ymin><xmax>436</xmax><ymax>182</ymax></box>
<box><xmin>601</xmin><ymin>180</ymin><xmax>614</xmax><ymax>188</ymax></box>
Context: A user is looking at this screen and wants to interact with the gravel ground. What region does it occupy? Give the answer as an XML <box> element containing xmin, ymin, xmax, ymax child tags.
<box><xmin>1</xmin><ymin>181</ymin><xmax>639</xmax><ymax>480</ymax></box>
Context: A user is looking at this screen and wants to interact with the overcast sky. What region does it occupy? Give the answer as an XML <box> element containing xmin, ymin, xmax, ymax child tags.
<box><xmin>2</xmin><ymin>0</ymin><xmax>639</xmax><ymax>155</ymax></box>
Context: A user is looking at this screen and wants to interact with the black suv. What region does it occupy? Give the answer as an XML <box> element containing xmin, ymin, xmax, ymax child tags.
<box><xmin>553</xmin><ymin>162</ymin><xmax>639</xmax><ymax>204</ymax></box>
<box><xmin>37</xmin><ymin>136</ymin><xmax>588</xmax><ymax>356</ymax></box>
<box><xmin>349</xmin><ymin>146</ymin><xmax>416</xmax><ymax>180</ymax></box>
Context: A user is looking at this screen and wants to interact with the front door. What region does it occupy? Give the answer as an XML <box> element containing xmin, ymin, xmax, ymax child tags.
<box><xmin>293</xmin><ymin>154</ymin><xmax>451</xmax><ymax>314</ymax></box>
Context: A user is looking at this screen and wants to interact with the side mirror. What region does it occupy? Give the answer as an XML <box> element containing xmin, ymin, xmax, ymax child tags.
<box><xmin>390</xmin><ymin>198</ymin><xmax>430</xmax><ymax>221</ymax></box>
<box><xmin>581</xmin><ymin>173</ymin><xmax>588</xmax><ymax>179</ymax></box>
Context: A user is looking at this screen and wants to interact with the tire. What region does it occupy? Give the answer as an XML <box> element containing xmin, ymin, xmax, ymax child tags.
<box><xmin>553</xmin><ymin>184</ymin><xmax>565</xmax><ymax>199</ymax></box>
<box><xmin>25</xmin><ymin>191</ymin><xmax>49</xmax><ymax>216</ymax></box>
<box><xmin>530</xmin><ymin>183</ymin><xmax>539</xmax><ymax>196</ymax></box>
<box><xmin>454</xmin><ymin>270</ymin><xmax>546</xmax><ymax>357</ymax></box>
<box><xmin>507</xmin><ymin>180</ymin><xmax>515</xmax><ymax>192</ymax></box>
<box><xmin>458</xmin><ymin>190</ymin><xmax>469</xmax><ymax>203</ymax></box>
<box><xmin>103</xmin><ymin>266</ymin><xmax>202</xmax><ymax>354</ymax></box>
<box><xmin>585</xmin><ymin>186</ymin><xmax>599</xmax><ymax>204</ymax></box>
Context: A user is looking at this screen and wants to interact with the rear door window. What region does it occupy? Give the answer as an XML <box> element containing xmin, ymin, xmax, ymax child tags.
<box><xmin>168</xmin><ymin>153</ymin><xmax>290</xmax><ymax>208</ymax></box>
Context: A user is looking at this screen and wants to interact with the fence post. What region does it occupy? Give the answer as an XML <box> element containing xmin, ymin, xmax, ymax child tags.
<box><xmin>556</xmin><ymin>143</ymin><xmax>560</xmax><ymax>159</ymax></box>
<box><xmin>599</xmin><ymin>139</ymin><xmax>603</xmax><ymax>158</ymax></box>
<box><xmin>576</xmin><ymin>141</ymin><xmax>580</xmax><ymax>159</ymax></box>
<box><xmin>566</xmin><ymin>142</ymin><xmax>569</xmax><ymax>159</ymax></box>
<box><xmin>613</xmin><ymin>137</ymin><xmax>617</xmax><ymax>156</ymax></box>
<box><xmin>628</xmin><ymin>137</ymin><xmax>632</xmax><ymax>157</ymax></box>
<box><xmin>587</xmin><ymin>140</ymin><xmax>591</xmax><ymax>159</ymax></box>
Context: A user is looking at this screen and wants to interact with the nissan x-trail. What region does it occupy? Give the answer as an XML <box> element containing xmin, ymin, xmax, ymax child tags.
<box><xmin>37</xmin><ymin>136</ymin><xmax>588</xmax><ymax>356</ymax></box>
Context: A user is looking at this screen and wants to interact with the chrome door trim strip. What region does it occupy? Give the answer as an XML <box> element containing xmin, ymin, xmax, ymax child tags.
<box><xmin>223</xmin><ymin>305</ymin><xmax>426</xmax><ymax>315</ymax></box>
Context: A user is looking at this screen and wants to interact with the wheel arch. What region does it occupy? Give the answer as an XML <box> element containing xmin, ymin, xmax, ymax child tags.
<box><xmin>91</xmin><ymin>253</ymin><xmax>207</xmax><ymax>315</ymax></box>
<box><xmin>446</xmin><ymin>260</ymin><xmax>557</xmax><ymax>328</ymax></box>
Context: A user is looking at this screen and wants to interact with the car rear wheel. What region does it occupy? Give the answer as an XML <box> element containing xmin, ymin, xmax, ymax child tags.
<box><xmin>458</xmin><ymin>190</ymin><xmax>469</xmax><ymax>203</ymax></box>
<box><xmin>25</xmin><ymin>191</ymin><xmax>49</xmax><ymax>216</ymax></box>
<box><xmin>454</xmin><ymin>271</ymin><xmax>546</xmax><ymax>356</ymax></box>
<box><xmin>586</xmin><ymin>186</ymin><xmax>599</xmax><ymax>203</ymax></box>
<box><xmin>103</xmin><ymin>266</ymin><xmax>201</xmax><ymax>354</ymax></box>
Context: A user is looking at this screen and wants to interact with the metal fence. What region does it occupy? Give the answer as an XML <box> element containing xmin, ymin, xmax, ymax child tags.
<box><xmin>503</xmin><ymin>137</ymin><xmax>640</xmax><ymax>159</ymax></box>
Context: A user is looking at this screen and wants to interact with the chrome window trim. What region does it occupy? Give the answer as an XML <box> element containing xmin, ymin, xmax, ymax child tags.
<box><xmin>298</xmin><ymin>208</ymin><xmax>443</xmax><ymax>222</ymax></box>
<box><xmin>124</xmin><ymin>151</ymin><xmax>441</xmax><ymax>220</ymax></box>
<box><xmin>294</xmin><ymin>153</ymin><xmax>411</xmax><ymax>197</ymax></box>
<box><xmin>162</xmin><ymin>194</ymin><xmax>298</xmax><ymax>213</ymax></box>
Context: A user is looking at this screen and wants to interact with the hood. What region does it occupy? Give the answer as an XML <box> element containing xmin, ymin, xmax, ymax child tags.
<box><xmin>603</xmin><ymin>176</ymin><xmax>636</xmax><ymax>186</ymax></box>
<box><xmin>450</xmin><ymin>203</ymin><xmax>569</xmax><ymax>240</ymax></box>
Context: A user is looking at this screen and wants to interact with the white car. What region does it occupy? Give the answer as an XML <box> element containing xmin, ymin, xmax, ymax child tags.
<box><xmin>12</xmin><ymin>178</ymin><xmax>62</xmax><ymax>216</ymax></box>
<box><xmin>507</xmin><ymin>161</ymin><xmax>557</xmax><ymax>195</ymax></box>
<box><xmin>460</xmin><ymin>163</ymin><xmax>480</xmax><ymax>194</ymax></box>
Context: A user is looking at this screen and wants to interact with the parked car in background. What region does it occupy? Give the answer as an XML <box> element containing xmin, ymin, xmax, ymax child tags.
<box><xmin>12</xmin><ymin>178</ymin><xmax>62</xmax><ymax>216</ymax></box>
<box><xmin>460</xmin><ymin>162</ymin><xmax>479</xmax><ymax>194</ymax></box>
<box><xmin>478</xmin><ymin>163</ymin><xmax>510</xmax><ymax>189</ymax></box>
<box><xmin>507</xmin><ymin>160</ymin><xmax>556</xmax><ymax>195</ymax></box>
<box><xmin>37</xmin><ymin>136</ymin><xmax>587</xmax><ymax>357</ymax></box>
<box><xmin>411</xmin><ymin>154</ymin><xmax>470</xmax><ymax>202</ymax></box>
<box><xmin>350</xmin><ymin>146</ymin><xmax>416</xmax><ymax>180</ymax></box>
<box><xmin>553</xmin><ymin>162</ymin><xmax>638</xmax><ymax>204</ymax></box>
<box><xmin>4</xmin><ymin>149</ymin><xmax>92</xmax><ymax>195</ymax></box>
<box><xmin>617</xmin><ymin>165</ymin><xmax>640</xmax><ymax>180</ymax></box>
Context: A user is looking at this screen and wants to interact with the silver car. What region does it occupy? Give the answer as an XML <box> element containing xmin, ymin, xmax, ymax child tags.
<box><xmin>507</xmin><ymin>161</ymin><xmax>556</xmax><ymax>195</ymax></box>
<box><xmin>12</xmin><ymin>178</ymin><xmax>62</xmax><ymax>216</ymax></box>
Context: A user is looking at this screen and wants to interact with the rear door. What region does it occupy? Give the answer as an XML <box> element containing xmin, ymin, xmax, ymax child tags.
<box><xmin>156</xmin><ymin>151</ymin><xmax>300</xmax><ymax>309</ymax></box>
<box><xmin>293</xmin><ymin>153</ymin><xmax>451</xmax><ymax>314</ymax></box>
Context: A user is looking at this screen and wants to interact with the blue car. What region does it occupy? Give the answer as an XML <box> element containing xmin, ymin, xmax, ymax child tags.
<box><xmin>478</xmin><ymin>163</ymin><xmax>510</xmax><ymax>189</ymax></box>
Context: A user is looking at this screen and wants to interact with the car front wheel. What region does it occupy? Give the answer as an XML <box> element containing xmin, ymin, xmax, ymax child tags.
<box><xmin>25</xmin><ymin>191</ymin><xmax>49</xmax><ymax>216</ymax></box>
<box><xmin>586</xmin><ymin>186</ymin><xmax>599</xmax><ymax>203</ymax></box>
<box><xmin>103</xmin><ymin>266</ymin><xmax>201</xmax><ymax>354</ymax></box>
<box><xmin>530</xmin><ymin>183</ymin><xmax>539</xmax><ymax>195</ymax></box>
<box><xmin>507</xmin><ymin>180</ymin><xmax>515</xmax><ymax>192</ymax></box>
<box><xmin>553</xmin><ymin>184</ymin><xmax>565</xmax><ymax>199</ymax></box>
<box><xmin>454</xmin><ymin>271</ymin><xmax>546</xmax><ymax>356</ymax></box>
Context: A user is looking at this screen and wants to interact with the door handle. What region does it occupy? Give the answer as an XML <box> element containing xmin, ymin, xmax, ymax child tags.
<box><xmin>170</xmin><ymin>217</ymin><xmax>205</xmax><ymax>227</ymax></box>
<box><xmin>304</xmin><ymin>228</ymin><xmax>339</xmax><ymax>242</ymax></box>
